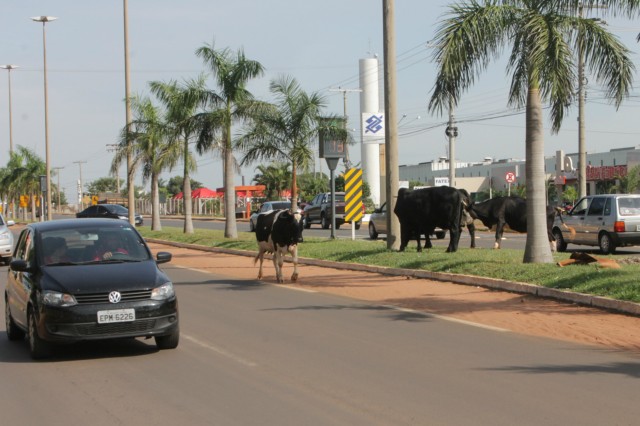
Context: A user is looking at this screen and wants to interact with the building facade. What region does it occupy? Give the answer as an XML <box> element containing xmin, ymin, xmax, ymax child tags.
<box><xmin>398</xmin><ymin>146</ymin><xmax>640</xmax><ymax>201</ymax></box>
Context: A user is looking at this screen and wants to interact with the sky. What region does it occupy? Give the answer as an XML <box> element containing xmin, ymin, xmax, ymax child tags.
<box><xmin>1</xmin><ymin>1</ymin><xmax>640</xmax><ymax>203</ymax></box>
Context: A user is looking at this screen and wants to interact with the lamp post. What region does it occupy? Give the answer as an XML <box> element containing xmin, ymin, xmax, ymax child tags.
<box><xmin>32</xmin><ymin>15</ymin><xmax>57</xmax><ymax>221</ymax></box>
<box><xmin>123</xmin><ymin>0</ymin><xmax>135</xmax><ymax>224</ymax></box>
<box><xmin>52</xmin><ymin>166</ymin><xmax>64</xmax><ymax>213</ymax></box>
<box><xmin>0</xmin><ymin>65</ymin><xmax>18</xmax><ymax>155</ymax></box>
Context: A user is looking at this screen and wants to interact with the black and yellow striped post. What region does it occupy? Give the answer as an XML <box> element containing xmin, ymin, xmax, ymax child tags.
<box><xmin>344</xmin><ymin>168</ymin><xmax>363</xmax><ymax>239</ymax></box>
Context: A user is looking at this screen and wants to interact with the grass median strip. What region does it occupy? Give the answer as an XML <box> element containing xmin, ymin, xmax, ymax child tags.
<box><xmin>138</xmin><ymin>227</ymin><xmax>640</xmax><ymax>304</ymax></box>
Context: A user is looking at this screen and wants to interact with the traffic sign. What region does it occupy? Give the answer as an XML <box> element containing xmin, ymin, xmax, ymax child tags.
<box><xmin>505</xmin><ymin>172</ymin><xmax>516</xmax><ymax>183</ymax></box>
<box><xmin>344</xmin><ymin>168</ymin><xmax>363</xmax><ymax>224</ymax></box>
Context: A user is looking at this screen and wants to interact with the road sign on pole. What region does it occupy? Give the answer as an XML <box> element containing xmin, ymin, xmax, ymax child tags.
<box><xmin>505</xmin><ymin>172</ymin><xmax>516</xmax><ymax>183</ymax></box>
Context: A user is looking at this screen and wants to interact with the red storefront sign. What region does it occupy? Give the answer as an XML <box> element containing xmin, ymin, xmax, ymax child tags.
<box><xmin>586</xmin><ymin>165</ymin><xmax>627</xmax><ymax>181</ymax></box>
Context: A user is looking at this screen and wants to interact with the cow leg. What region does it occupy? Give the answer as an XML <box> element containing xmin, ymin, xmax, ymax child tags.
<box><xmin>289</xmin><ymin>244</ymin><xmax>299</xmax><ymax>282</ymax></box>
<box><xmin>447</xmin><ymin>225</ymin><xmax>461</xmax><ymax>253</ymax></box>
<box><xmin>494</xmin><ymin>221</ymin><xmax>506</xmax><ymax>249</ymax></box>
<box><xmin>399</xmin><ymin>225</ymin><xmax>409</xmax><ymax>252</ymax></box>
<box><xmin>468</xmin><ymin>222</ymin><xmax>476</xmax><ymax>249</ymax></box>
<box><xmin>254</xmin><ymin>250</ymin><xmax>265</xmax><ymax>279</ymax></box>
<box><xmin>272</xmin><ymin>249</ymin><xmax>283</xmax><ymax>283</ymax></box>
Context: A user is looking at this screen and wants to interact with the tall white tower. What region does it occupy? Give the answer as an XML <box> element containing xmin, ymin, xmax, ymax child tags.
<box><xmin>359</xmin><ymin>57</ymin><xmax>383</xmax><ymax>206</ymax></box>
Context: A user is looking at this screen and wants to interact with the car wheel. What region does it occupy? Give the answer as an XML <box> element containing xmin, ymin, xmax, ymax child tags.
<box><xmin>303</xmin><ymin>215</ymin><xmax>311</xmax><ymax>229</ymax></box>
<box><xmin>355</xmin><ymin>221</ymin><xmax>361</xmax><ymax>230</ymax></box>
<box><xmin>5</xmin><ymin>300</ymin><xmax>25</xmax><ymax>341</ymax></box>
<box><xmin>28</xmin><ymin>308</ymin><xmax>52</xmax><ymax>360</ymax></box>
<box><xmin>155</xmin><ymin>327</ymin><xmax>180</xmax><ymax>350</ymax></box>
<box><xmin>369</xmin><ymin>222</ymin><xmax>378</xmax><ymax>240</ymax></box>
<box><xmin>321</xmin><ymin>215</ymin><xmax>330</xmax><ymax>229</ymax></box>
<box><xmin>249</xmin><ymin>219</ymin><xmax>255</xmax><ymax>232</ymax></box>
<box><xmin>2</xmin><ymin>257</ymin><xmax>11</xmax><ymax>266</ymax></box>
<box><xmin>553</xmin><ymin>228</ymin><xmax>567</xmax><ymax>252</ymax></box>
<box><xmin>435</xmin><ymin>231</ymin><xmax>446</xmax><ymax>240</ymax></box>
<box><xmin>599</xmin><ymin>232</ymin><xmax>616</xmax><ymax>255</ymax></box>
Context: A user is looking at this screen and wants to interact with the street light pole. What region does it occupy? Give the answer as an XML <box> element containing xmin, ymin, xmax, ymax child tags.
<box><xmin>32</xmin><ymin>16</ymin><xmax>57</xmax><ymax>221</ymax></box>
<box><xmin>123</xmin><ymin>0</ymin><xmax>135</xmax><ymax>224</ymax></box>
<box><xmin>52</xmin><ymin>166</ymin><xmax>64</xmax><ymax>213</ymax></box>
<box><xmin>0</xmin><ymin>65</ymin><xmax>18</xmax><ymax>155</ymax></box>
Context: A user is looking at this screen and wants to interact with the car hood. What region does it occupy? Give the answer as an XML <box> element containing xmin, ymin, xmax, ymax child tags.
<box><xmin>41</xmin><ymin>261</ymin><xmax>167</xmax><ymax>294</ymax></box>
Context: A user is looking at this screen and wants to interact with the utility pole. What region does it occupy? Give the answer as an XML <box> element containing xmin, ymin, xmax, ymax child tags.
<box><xmin>445</xmin><ymin>98</ymin><xmax>458</xmax><ymax>187</ymax></box>
<box><xmin>106</xmin><ymin>144</ymin><xmax>121</xmax><ymax>193</ymax></box>
<box><xmin>74</xmin><ymin>161</ymin><xmax>87</xmax><ymax>210</ymax></box>
<box><xmin>577</xmin><ymin>3</ymin><xmax>607</xmax><ymax>198</ymax></box>
<box><xmin>577</xmin><ymin>4</ymin><xmax>587</xmax><ymax>198</ymax></box>
<box><xmin>52</xmin><ymin>166</ymin><xmax>64</xmax><ymax>213</ymax></box>
<box><xmin>329</xmin><ymin>87</ymin><xmax>362</xmax><ymax>168</ymax></box>
<box><xmin>123</xmin><ymin>0</ymin><xmax>135</xmax><ymax>224</ymax></box>
<box><xmin>383</xmin><ymin>0</ymin><xmax>400</xmax><ymax>250</ymax></box>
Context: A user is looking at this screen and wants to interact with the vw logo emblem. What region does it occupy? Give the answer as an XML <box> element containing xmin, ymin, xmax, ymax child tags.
<box><xmin>108</xmin><ymin>291</ymin><xmax>122</xmax><ymax>304</ymax></box>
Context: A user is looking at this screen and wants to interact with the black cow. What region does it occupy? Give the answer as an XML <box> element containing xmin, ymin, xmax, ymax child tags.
<box><xmin>409</xmin><ymin>188</ymin><xmax>476</xmax><ymax>250</ymax></box>
<box><xmin>468</xmin><ymin>196</ymin><xmax>557</xmax><ymax>250</ymax></box>
<box><xmin>254</xmin><ymin>209</ymin><xmax>301</xmax><ymax>283</ymax></box>
<box><xmin>393</xmin><ymin>186</ymin><xmax>464</xmax><ymax>253</ymax></box>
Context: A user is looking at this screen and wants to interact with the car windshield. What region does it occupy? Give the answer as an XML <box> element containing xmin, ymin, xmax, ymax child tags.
<box><xmin>105</xmin><ymin>205</ymin><xmax>129</xmax><ymax>215</ymax></box>
<box><xmin>271</xmin><ymin>202</ymin><xmax>291</xmax><ymax>209</ymax></box>
<box><xmin>40</xmin><ymin>224</ymin><xmax>150</xmax><ymax>265</ymax></box>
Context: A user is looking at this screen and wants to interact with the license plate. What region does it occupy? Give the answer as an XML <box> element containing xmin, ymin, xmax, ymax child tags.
<box><xmin>97</xmin><ymin>309</ymin><xmax>135</xmax><ymax>324</ymax></box>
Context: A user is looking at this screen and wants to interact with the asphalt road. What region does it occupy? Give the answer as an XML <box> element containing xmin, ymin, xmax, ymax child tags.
<box><xmin>2</xmin><ymin>260</ymin><xmax>640</xmax><ymax>425</ymax></box>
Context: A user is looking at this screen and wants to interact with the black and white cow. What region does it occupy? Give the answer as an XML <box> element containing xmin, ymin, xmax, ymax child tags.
<box><xmin>468</xmin><ymin>196</ymin><xmax>558</xmax><ymax>250</ymax></box>
<box><xmin>393</xmin><ymin>186</ymin><xmax>465</xmax><ymax>253</ymax></box>
<box><xmin>254</xmin><ymin>209</ymin><xmax>301</xmax><ymax>283</ymax></box>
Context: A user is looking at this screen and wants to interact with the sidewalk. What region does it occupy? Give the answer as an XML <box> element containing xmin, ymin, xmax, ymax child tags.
<box><xmin>147</xmin><ymin>239</ymin><xmax>640</xmax><ymax>354</ymax></box>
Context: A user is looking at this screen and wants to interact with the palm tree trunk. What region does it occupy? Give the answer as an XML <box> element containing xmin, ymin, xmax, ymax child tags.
<box><xmin>223</xmin><ymin>136</ymin><xmax>238</xmax><ymax>238</ymax></box>
<box><xmin>151</xmin><ymin>171</ymin><xmax>162</xmax><ymax>231</ymax></box>
<box><xmin>183</xmin><ymin>138</ymin><xmax>194</xmax><ymax>234</ymax></box>
<box><xmin>523</xmin><ymin>86</ymin><xmax>553</xmax><ymax>263</ymax></box>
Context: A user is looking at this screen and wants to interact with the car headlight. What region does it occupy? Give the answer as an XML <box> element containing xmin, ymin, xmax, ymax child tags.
<box><xmin>42</xmin><ymin>290</ymin><xmax>78</xmax><ymax>307</ymax></box>
<box><xmin>0</xmin><ymin>231</ymin><xmax>10</xmax><ymax>241</ymax></box>
<box><xmin>151</xmin><ymin>282</ymin><xmax>175</xmax><ymax>300</ymax></box>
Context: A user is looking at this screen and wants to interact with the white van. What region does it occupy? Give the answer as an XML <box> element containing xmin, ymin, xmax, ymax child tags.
<box><xmin>552</xmin><ymin>194</ymin><xmax>640</xmax><ymax>254</ymax></box>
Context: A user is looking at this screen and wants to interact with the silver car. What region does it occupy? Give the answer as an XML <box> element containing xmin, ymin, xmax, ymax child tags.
<box><xmin>552</xmin><ymin>194</ymin><xmax>640</xmax><ymax>254</ymax></box>
<box><xmin>0</xmin><ymin>213</ymin><xmax>15</xmax><ymax>265</ymax></box>
<box><xmin>249</xmin><ymin>201</ymin><xmax>292</xmax><ymax>232</ymax></box>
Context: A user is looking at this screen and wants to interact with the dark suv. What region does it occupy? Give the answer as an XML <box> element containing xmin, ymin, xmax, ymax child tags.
<box><xmin>302</xmin><ymin>192</ymin><xmax>361</xmax><ymax>230</ymax></box>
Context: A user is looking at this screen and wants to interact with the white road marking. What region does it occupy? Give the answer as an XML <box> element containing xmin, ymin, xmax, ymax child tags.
<box><xmin>183</xmin><ymin>335</ymin><xmax>258</xmax><ymax>367</ymax></box>
<box><xmin>274</xmin><ymin>284</ymin><xmax>317</xmax><ymax>293</ymax></box>
<box><xmin>380</xmin><ymin>305</ymin><xmax>509</xmax><ymax>332</ymax></box>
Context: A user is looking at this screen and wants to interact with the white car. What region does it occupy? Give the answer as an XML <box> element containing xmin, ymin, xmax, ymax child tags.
<box><xmin>249</xmin><ymin>201</ymin><xmax>292</xmax><ymax>232</ymax></box>
<box><xmin>0</xmin><ymin>213</ymin><xmax>16</xmax><ymax>265</ymax></box>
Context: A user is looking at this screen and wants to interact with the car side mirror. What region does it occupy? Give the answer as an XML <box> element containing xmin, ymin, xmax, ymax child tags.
<box><xmin>156</xmin><ymin>252</ymin><xmax>172</xmax><ymax>264</ymax></box>
<box><xmin>9</xmin><ymin>259</ymin><xmax>31</xmax><ymax>272</ymax></box>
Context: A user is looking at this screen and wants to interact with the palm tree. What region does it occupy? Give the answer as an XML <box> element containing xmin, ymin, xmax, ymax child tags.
<box><xmin>253</xmin><ymin>163</ymin><xmax>292</xmax><ymax>200</ymax></box>
<box><xmin>114</xmin><ymin>95</ymin><xmax>183</xmax><ymax>231</ymax></box>
<box><xmin>195</xmin><ymin>43</ymin><xmax>265</xmax><ymax>239</ymax></box>
<box><xmin>428</xmin><ymin>0</ymin><xmax>636</xmax><ymax>263</ymax></box>
<box><xmin>149</xmin><ymin>76</ymin><xmax>209</xmax><ymax>233</ymax></box>
<box><xmin>612</xmin><ymin>164</ymin><xmax>640</xmax><ymax>194</ymax></box>
<box><xmin>1</xmin><ymin>146</ymin><xmax>46</xmax><ymax>221</ymax></box>
<box><xmin>238</xmin><ymin>75</ymin><xmax>345</xmax><ymax>212</ymax></box>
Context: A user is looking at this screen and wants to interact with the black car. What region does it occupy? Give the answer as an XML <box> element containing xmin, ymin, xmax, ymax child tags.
<box><xmin>76</xmin><ymin>203</ymin><xmax>143</xmax><ymax>226</ymax></box>
<box><xmin>5</xmin><ymin>218</ymin><xmax>178</xmax><ymax>359</ymax></box>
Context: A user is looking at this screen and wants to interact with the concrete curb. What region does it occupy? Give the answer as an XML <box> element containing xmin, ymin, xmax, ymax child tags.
<box><xmin>146</xmin><ymin>238</ymin><xmax>640</xmax><ymax>318</ymax></box>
